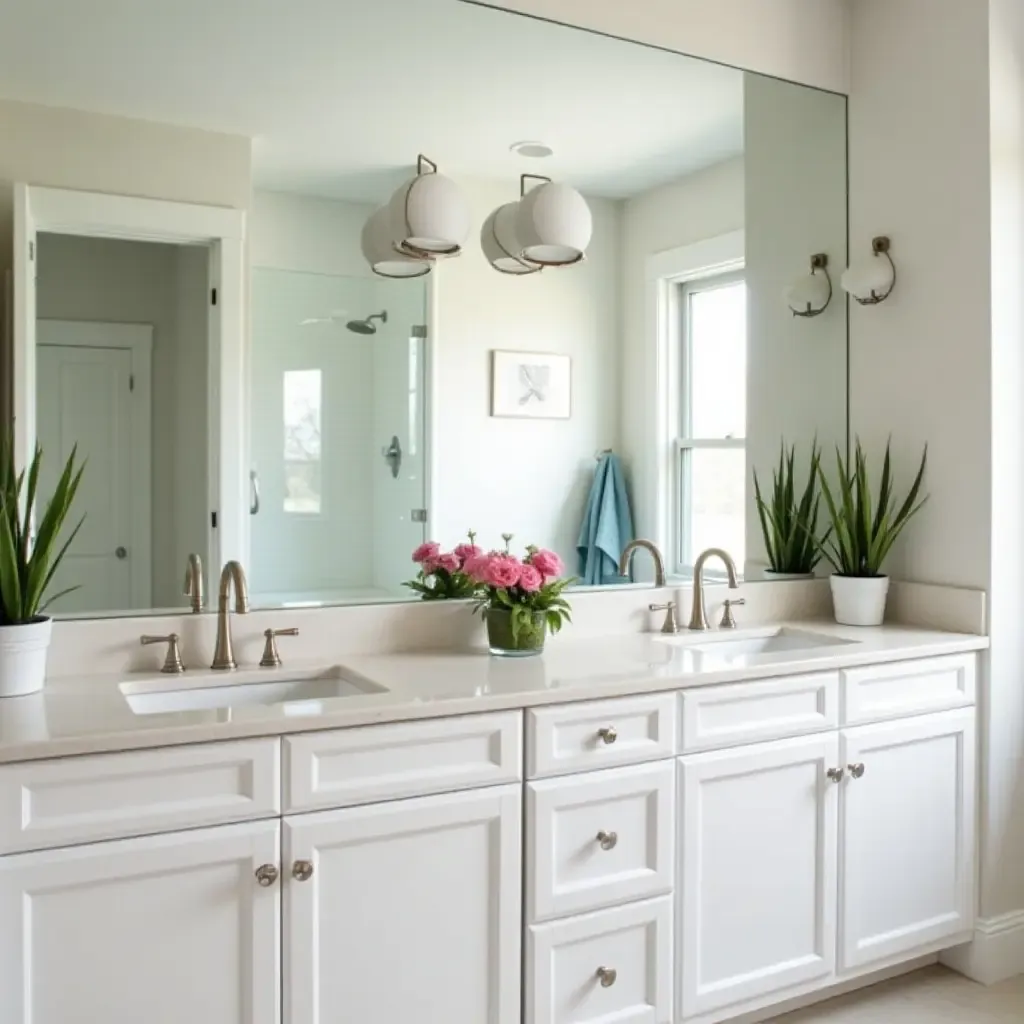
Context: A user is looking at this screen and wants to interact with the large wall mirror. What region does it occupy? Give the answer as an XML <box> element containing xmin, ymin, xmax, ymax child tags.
<box><xmin>11</xmin><ymin>0</ymin><xmax>847</xmax><ymax>617</ymax></box>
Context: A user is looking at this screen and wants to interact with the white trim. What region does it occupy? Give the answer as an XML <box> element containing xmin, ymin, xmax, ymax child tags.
<box><xmin>941</xmin><ymin>910</ymin><xmax>1024</xmax><ymax>985</ymax></box>
<box><xmin>12</xmin><ymin>185</ymin><xmax>246</xmax><ymax>574</ymax></box>
<box><xmin>37</xmin><ymin>320</ymin><xmax>154</xmax><ymax>609</ymax></box>
<box><xmin>643</xmin><ymin>230</ymin><xmax>745</xmax><ymax>561</ymax></box>
<box><xmin>424</xmin><ymin>269</ymin><xmax>440</xmax><ymax>541</ymax></box>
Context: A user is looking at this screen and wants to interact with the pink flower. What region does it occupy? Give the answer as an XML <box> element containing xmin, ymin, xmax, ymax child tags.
<box><xmin>486</xmin><ymin>555</ymin><xmax>523</xmax><ymax>590</ymax></box>
<box><xmin>412</xmin><ymin>541</ymin><xmax>440</xmax><ymax>564</ymax></box>
<box><xmin>435</xmin><ymin>552</ymin><xmax>461</xmax><ymax>574</ymax></box>
<box><xmin>453</xmin><ymin>543</ymin><xmax>483</xmax><ymax>567</ymax></box>
<box><xmin>518</xmin><ymin>564</ymin><xmax>543</xmax><ymax>593</ymax></box>
<box><xmin>530</xmin><ymin>549</ymin><xmax>564</xmax><ymax>579</ymax></box>
<box><xmin>463</xmin><ymin>553</ymin><xmax>492</xmax><ymax>583</ymax></box>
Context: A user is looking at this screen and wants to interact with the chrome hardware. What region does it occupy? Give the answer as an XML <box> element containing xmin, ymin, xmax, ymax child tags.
<box><xmin>212</xmin><ymin>561</ymin><xmax>250</xmax><ymax>670</ymax></box>
<box><xmin>720</xmin><ymin>597</ymin><xmax>746</xmax><ymax>630</ymax></box>
<box><xmin>249</xmin><ymin>469</ymin><xmax>261</xmax><ymax>515</ymax></box>
<box><xmin>596</xmin><ymin>967</ymin><xmax>617</xmax><ymax>988</ymax></box>
<box><xmin>115</xmin><ymin>546</ymin><xmax>128</xmax><ymax>559</ymax></box>
<box><xmin>826</xmin><ymin>767</ymin><xmax>845</xmax><ymax>783</ymax></box>
<box><xmin>183</xmin><ymin>553</ymin><xmax>204</xmax><ymax>614</ymax></box>
<box><xmin>596</xmin><ymin>831</ymin><xmax>618</xmax><ymax>851</ymax></box>
<box><xmin>649</xmin><ymin>601</ymin><xmax>679</xmax><ymax>634</ymax></box>
<box><xmin>618</xmin><ymin>539</ymin><xmax>666</xmax><ymax>587</ymax></box>
<box><xmin>260</xmin><ymin>627</ymin><xmax>300</xmax><ymax>668</ymax></box>
<box><xmin>140</xmin><ymin>633</ymin><xmax>185</xmax><ymax>674</ymax></box>
<box><xmin>848</xmin><ymin>762</ymin><xmax>866</xmax><ymax>779</ymax></box>
<box><xmin>689</xmin><ymin>548</ymin><xmax>740</xmax><ymax>631</ymax></box>
<box><xmin>255</xmin><ymin>864</ymin><xmax>279</xmax><ymax>887</ymax></box>
<box><xmin>382</xmin><ymin>435</ymin><xmax>402</xmax><ymax>479</ymax></box>
<box><xmin>597</xmin><ymin>727</ymin><xmax>618</xmax><ymax>745</ymax></box>
<box><xmin>292</xmin><ymin>860</ymin><xmax>314</xmax><ymax>882</ymax></box>
<box><xmin>411</xmin><ymin>508</ymin><xmax>428</xmax><ymax>524</ymax></box>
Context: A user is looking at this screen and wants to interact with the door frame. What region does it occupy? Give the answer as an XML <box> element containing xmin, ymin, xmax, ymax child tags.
<box><xmin>13</xmin><ymin>184</ymin><xmax>246</xmax><ymax>571</ymax></box>
<box><xmin>38</xmin><ymin>320</ymin><xmax>153</xmax><ymax>608</ymax></box>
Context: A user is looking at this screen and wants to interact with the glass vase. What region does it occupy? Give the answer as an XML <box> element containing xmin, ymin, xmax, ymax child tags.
<box><xmin>485</xmin><ymin>607</ymin><xmax>546</xmax><ymax>657</ymax></box>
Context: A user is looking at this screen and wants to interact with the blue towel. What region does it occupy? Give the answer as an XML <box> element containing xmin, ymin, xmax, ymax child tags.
<box><xmin>577</xmin><ymin>453</ymin><xmax>635</xmax><ymax>585</ymax></box>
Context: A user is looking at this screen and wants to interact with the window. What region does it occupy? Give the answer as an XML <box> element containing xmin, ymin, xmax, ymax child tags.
<box><xmin>283</xmin><ymin>369</ymin><xmax>322</xmax><ymax>514</ymax></box>
<box><xmin>675</xmin><ymin>271</ymin><xmax>746</xmax><ymax>575</ymax></box>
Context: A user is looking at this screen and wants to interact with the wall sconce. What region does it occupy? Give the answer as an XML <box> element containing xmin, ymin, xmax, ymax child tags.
<box><xmin>387</xmin><ymin>154</ymin><xmax>471</xmax><ymax>259</ymax></box>
<box><xmin>515</xmin><ymin>174</ymin><xmax>593</xmax><ymax>267</ymax></box>
<box><xmin>361</xmin><ymin>208</ymin><xmax>432</xmax><ymax>279</ymax></box>
<box><xmin>785</xmin><ymin>253</ymin><xmax>833</xmax><ymax>318</ymax></box>
<box><xmin>481</xmin><ymin>199</ymin><xmax>541</xmax><ymax>275</ymax></box>
<box><xmin>841</xmin><ymin>236</ymin><xmax>896</xmax><ymax>305</ymax></box>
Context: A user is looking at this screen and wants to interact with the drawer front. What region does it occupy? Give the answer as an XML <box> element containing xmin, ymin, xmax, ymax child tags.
<box><xmin>526</xmin><ymin>897</ymin><xmax>673</xmax><ymax>1024</ymax></box>
<box><xmin>527</xmin><ymin>761</ymin><xmax>674</xmax><ymax>923</ymax></box>
<box><xmin>0</xmin><ymin>737</ymin><xmax>280</xmax><ymax>853</ymax></box>
<box><xmin>283</xmin><ymin>711</ymin><xmax>522</xmax><ymax>812</ymax></box>
<box><xmin>526</xmin><ymin>693</ymin><xmax>677</xmax><ymax>779</ymax></box>
<box><xmin>680</xmin><ymin>672</ymin><xmax>839</xmax><ymax>752</ymax></box>
<box><xmin>842</xmin><ymin>655</ymin><xmax>976</xmax><ymax>725</ymax></box>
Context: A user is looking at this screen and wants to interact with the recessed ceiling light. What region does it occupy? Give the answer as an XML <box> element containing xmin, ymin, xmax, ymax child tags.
<box><xmin>510</xmin><ymin>140</ymin><xmax>554</xmax><ymax>159</ymax></box>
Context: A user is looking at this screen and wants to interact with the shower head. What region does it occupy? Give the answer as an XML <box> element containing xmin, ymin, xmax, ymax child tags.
<box><xmin>346</xmin><ymin>310</ymin><xmax>388</xmax><ymax>335</ymax></box>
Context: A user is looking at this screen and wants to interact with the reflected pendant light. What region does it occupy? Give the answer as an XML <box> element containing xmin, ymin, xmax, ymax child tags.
<box><xmin>388</xmin><ymin>154</ymin><xmax>471</xmax><ymax>259</ymax></box>
<box><xmin>785</xmin><ymin>253</ymin><xmax>833</xmax><ymax>317</ymax></box>
<box><xmin>841</xmin><ymin>236</ymin><xmax>896</xmax><ymax>305</ymax></box>
<box><xmin>361</xmin><ymin>207</ymin><xmax>431</xmax><ymax>279</ymax></box>
<box><xmin>515</xmin><ymin>174</ymin><xmax>593</xmax><ymax>267</ymax></box>
<box><xmin>481</xmin><ymin>201</ymin><xmax>540</xmax><ymax>275</ymax></box>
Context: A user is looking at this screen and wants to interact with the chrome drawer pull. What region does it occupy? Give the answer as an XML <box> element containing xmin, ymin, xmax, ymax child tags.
<box><xmin>596</xmin><ymin>830</ymin><xmax>618</xmax><ymax>851</ymax></box>
<box><xmin>848</xmin><ymin>762</ymin><xmax>866</xmax><ymax>779</ymax></box>
<box><xmin>826</xmin><ymin>767</ymin><xmax>844</xmax><ymax>783</ymax></box>
<box><xmin>596</xmin><ymin>966</ymin><xmax>617</xmax><ymax>988</ymax></box>
<box><xmin>597</xmin><ymin>726</ymin><xmax>618</xmax><ymax>745</ymax></box>
<box><xmin>255</xmin><ymin>864</ymin><xmax>279</xmax><ymax>887</ymax></box>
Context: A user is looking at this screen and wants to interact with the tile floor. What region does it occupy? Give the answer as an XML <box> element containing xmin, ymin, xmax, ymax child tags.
<box><xmin>769</xmin><ymin>966</ymin><xmax>1024</xmax><ymax>1022</ymax></box>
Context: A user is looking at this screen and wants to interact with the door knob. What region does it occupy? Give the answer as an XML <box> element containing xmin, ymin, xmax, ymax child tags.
<box><xmin>826</xmin><ymin>767</ymin><xmax>844</xmax><ymax>783</ymax></box>
<box><xmin>254</xmin><ymin>864</ymin><xmax>279</xmax><ymax>887</ymax></box>
<box><xmin>292</xmin><ymin>860</ymin><xmax>314</xmax><ymax>882</ymax></box>
<box><xmin>115</xmin><ymin>546</ymin><xmax>128</xmax><ymax>559</ymax></box>
<box><xmin>596</xmin><ymin>967</ymin><xmax>617</xmax><ymax>988</ymax></box>
<box><xmin>596</xmin><ymin>831</ymin><xmax>618</xmax><ymax>851</ymax></box>
<box><xmin>597</xmin><ymin>726</ymin><xmax>618</xmax><ymax>745</ymax></box>
<box><xmin>848</xmin><ymin>762</ymin><xmax>866</xmax><ymax>779</ymax></box>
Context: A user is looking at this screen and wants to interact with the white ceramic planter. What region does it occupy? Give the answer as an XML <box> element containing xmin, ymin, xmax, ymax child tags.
<box><xmin>829</xmin><ymin>575</ymin><xmax>890</xmax><ymax>627</ymax></box>
<box><xmin>0</xmin><ymin>618</ymin><xmax>53</xmax><ymax>697</ymax></box>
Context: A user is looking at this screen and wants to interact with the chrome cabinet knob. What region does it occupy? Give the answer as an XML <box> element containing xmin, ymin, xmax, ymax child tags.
<box><xmin>255</xmin><ymin>864</ymin><xmax>279</xmax><ymax>887</ymax></box>
<box><xmin>826</xmin><ymin>767</ymin><xmax>845</xmax><ymax>783</ymax></box>
<box><xmin>292</xmin><ymin>860</ymin><xmax>314</xmax><ymax>882</ymax></box>
<box><xmin>598</xmin><ymin>726</ymin><xmax>618</xmax><ymax>745</ymax></box>
<box><xmin>848</xmin><ymin>762</ymin><xmax>866</xmax><ymax>779</ymax></box>
<box><xmin>596</xmin><ymin>966</ymin><xmax>617</xmax><ymax>988</ymax></box>
<box><xmin>115</xmin><ymin>546</ymin><xmax>128</xmax><ymax>559</ymax></box>
<box><xmin>596</xmin><ymin>831</ymin><xmax>618</xmax><ymax>851</ymax></box>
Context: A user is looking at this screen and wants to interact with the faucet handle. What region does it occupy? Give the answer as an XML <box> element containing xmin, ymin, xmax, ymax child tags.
<box><xmin>720</xmin><ymin>598</ymin><xmax>746</xmax><ymax>630</ymax></box>
<box><xmin>649</xmin><ymin>602</ymin><xmax>679</xmax><ymax>634</ymax></box>
<box><xmin>260</xmin><ymin>627</ymin><xmax>299</xmax><ymax>668</ymax></box>
<box><xmin>141</xmin><ymin>633</ymin><xmax>185</xmax><ymax>674</ymax></box>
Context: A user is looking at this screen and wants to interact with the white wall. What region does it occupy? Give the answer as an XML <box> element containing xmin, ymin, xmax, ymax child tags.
<box><xmin>621</xmin><ymin>157</ymin><xmax>746</xmax><ymax>542</ymax></box>
<box><xmin>479</xmin><ymin>0</ymin><xmax>849</xmax><ymax>93</ymax></box>
<box><xmin>744</xmin><ymin>74</ymin><xmax>848</xmax><ymax>571</ymax></box>
<box><xmin>35</xmin><ymin>234</ymin><xmax>210</xmax><ymax>608</ymax></box>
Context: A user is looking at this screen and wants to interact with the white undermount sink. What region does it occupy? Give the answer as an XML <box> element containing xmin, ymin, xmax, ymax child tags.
<box><xmin>655</xmin><ymin>627</ymin><xmax>857</xmax><ymax>663</ymax></box>
<box><xmin>120</xmin><ymin>667</ymin><xmax>386</xmax><ymax>716</ymax></box>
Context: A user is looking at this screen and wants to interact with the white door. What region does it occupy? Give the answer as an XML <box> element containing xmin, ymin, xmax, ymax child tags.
<box><xmin>839</xmin><ymin>708</ymin><xmax>976</xmax><ymax>972</ymax></box>
<box><xmin>36</xmin><ymin>336</ymin><xmax>146</xmax><ymax>612</ymax></box>
<box><xmin>0</xmin><ymin>820</ymin><xmax>281</xmax><ymax>1024</ymax></box>
<box><xmin>285</xmin><ymin>784</ymin><xmax>522</xmax><ymax>1024</ymax></box>
<box><xmin>679</xmin><ymin>734</ymin><xmax>839</xmax><ymax>1018</ymax></box>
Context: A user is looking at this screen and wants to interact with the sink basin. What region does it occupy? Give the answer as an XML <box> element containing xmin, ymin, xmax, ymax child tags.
<box><xmin>120</xmin><ymin>667</ymin><xmax>386</xmax><ymax>716</ymax></box>
<box><xmin>655</xmin><ymin>627</ymin><xmax>857</xmax><ymax>665</ymax></box>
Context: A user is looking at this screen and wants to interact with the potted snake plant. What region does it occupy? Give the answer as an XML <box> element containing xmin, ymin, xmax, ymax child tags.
<box><xmin>753</xmin><ymin>440</ymin><xmax>825</xmax><ymax>579</ymax></box>
<box><xmin>0</xmin><ymin>441</ymin><xmax>85</xmax><ymax>697</ymax></box>
<box><xmin>814</xmin><ymin>439</ymin><xmax>927</xmax><ymax>626</ymax></box>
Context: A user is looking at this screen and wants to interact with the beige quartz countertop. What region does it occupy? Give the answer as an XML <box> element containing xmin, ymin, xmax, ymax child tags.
<box><xmin>0</xmin><ymin>622</ymin><xmax>988</xmax><ymax>764</ymax></box>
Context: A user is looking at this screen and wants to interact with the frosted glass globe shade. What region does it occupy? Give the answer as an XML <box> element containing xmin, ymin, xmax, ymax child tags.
<box><xmin>785</xmin><ymin>270</ymin><xmax>831</xmax><ymax>314</ymax></box>
<box><xmin>481</xmin><ymin>202</ymin><xmax>539</xmax><ymax>275</ymax></box>
<box><xmin>841</xmin><ymin>255</ymin><xmax>894</xmax><ymax>303</ymax></box>
<box><xmin>388</xmin><ymin>171</ymin><xmax>470</xmax><ymax>257</ymax></box>
<box><xmin>515</xmin><ymin>181</ymin><xmax>592</xmax><ymax>266</ymax></box>
<box><xmin>361</xmin><ymin>208</ymin><xmax>430</xmax><ymax>279</ymax></box>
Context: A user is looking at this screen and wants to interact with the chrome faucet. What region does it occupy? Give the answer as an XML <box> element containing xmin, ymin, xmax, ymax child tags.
<box><xmin>212</xmin><ymin>560</ymin><xmax>250</xmax><ymax>670</ymax></box>
<box><xmin>183</xmin><ymin>553</ymin><xmax>204</xmax><ymax>614</ymax></box>
<box><xmin>618</xmin><ymin>539</ymin><xmax>667</xmax><ymax>587</ymax></box>
<box><xmin>688</xmin><ymin>547</ymin><xmax>740</xmax><ymax>631</ymax></box>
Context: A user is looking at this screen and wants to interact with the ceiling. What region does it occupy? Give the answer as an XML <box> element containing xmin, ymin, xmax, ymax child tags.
<box><xmin>0</xmin><ymin>0</ymin><xmax>746</xmax><ymax>202</ymax></box>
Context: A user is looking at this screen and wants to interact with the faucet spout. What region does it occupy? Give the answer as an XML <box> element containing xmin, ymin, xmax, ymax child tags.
<box><xmin>688</xmin><ymin>547</ymin><xmax>740</xmax><ymax>631</ymax></box>
<box><xmin>183</xmin><ymin>553</ymin><xmax>204</xmax><ymax>614</ymax></box>
<box><xmin>618</xmin><ymin>539</ymin><xmax>667</xmax><ymax>588</ymax></box>
<box><xmin>212</xmin><ymin>560</ymin><xmax>249</xmax><ymax>670</ymax></box>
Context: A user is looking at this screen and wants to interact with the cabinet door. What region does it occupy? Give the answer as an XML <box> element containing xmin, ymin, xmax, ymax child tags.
<box><xmin>0</xmin><ymin>819</ymin><xmax>280</xmax><ymax>1024</ymax></box>
<box><xmin>679</xmin><ymin>734</ymin><xmax>839</xmax><ymax>1018</ymax></box>
<box><xmin>840</xmin><ymin>708</ymin><xmax>975</xmax><ymax>971</ymax></box>
<box><xmin>285</xmin><ymin>784</ymin><xmax>521</xmax><ymax>1024</ymax></box>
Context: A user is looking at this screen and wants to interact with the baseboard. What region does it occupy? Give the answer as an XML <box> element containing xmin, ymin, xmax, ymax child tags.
<box><xmin>941</xmin><ymin>911</ymin><xmax>1024</xmax><ymax>984</ymax></box>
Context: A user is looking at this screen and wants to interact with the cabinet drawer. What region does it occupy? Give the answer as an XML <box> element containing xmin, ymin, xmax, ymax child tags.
<box><xmin>526</xmin><ymin>897</ymin><xmax>673</xmax><ymax>1024</ymax></box>
<box><xmin>0</xmin><ymin>737</ymin><xmax>280</xmax><ymax>853</ymax></box>
<box><xmin>283</xmin><ymin>711</ymin><xmax>522</xmax><ymax>812</ymax></box>
<box><xmin>680</xmin><ymin>672</ymin><xmax>839</xmax><ymax>752</ymax></box>
<box><xmin>526</xmin><ymin>693</ymin><xmax>677</xmax><ymax>779</ymax></box>
<box><xmin>527</xmin><ymin>761</ymin><xmax>674</xmax><ymax>922</ymax></box>
<box><xmin>842</xmin><ymin>655</ymin><xmax>976</xmax><ymax>725</ymax></box>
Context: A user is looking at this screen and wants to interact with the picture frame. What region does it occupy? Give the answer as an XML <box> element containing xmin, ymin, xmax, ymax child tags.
<box><xmin>490</xmin><ymin>350</ymin><xmax>572</xmax><ymax>419</ymax></box>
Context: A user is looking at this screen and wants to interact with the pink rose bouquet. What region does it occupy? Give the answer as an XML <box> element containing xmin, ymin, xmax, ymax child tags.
<box><xmin>403</xmin><ymin>532</ymin><xmax>482</xmax><ymax>601</ymax></box>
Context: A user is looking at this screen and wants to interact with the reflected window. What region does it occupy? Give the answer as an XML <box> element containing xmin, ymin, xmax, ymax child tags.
<box><xmin>283</xmin><ymin>369</ymin><xmax>322</xmax><ymax>514</ymax></box>
<box><xmin>676</xmin><ymin>272</ymin><xmax>746</xmax><ymax>574</ymax></box>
